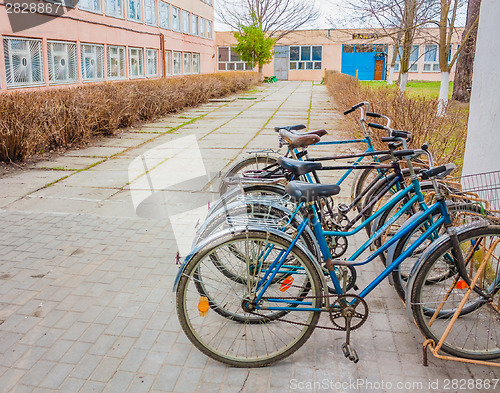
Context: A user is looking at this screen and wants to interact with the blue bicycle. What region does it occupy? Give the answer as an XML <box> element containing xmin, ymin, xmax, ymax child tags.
<box><xmin>175</xmin><ymin>148</ymin><xmax>500</xmax><ymax>367</ymax></box>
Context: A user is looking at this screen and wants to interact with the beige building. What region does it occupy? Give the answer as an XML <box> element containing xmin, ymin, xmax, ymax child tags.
<box><xmin>215</xmin><ymin>28</ymin><xmax>464</xmax><ymax>82</ymax></box>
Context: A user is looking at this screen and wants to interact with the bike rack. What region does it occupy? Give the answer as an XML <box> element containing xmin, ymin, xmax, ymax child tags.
<box><xmin>422</xmin><ymin>238</ymin><xmax>500</xmax><ymax>368</ymax></box>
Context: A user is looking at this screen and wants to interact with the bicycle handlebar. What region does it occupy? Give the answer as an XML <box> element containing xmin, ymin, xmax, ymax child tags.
<box><xmin>366</xmin><ymin>112</ymin><xmax>382</xmax><ymax>118</ymax></box>
<box><xmin>343</xmin><ymin>102</ymin><xmax>365</xmax><ymax>115</ymax></box>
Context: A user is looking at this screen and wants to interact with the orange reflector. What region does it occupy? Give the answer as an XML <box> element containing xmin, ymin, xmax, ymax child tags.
<box><xmin>456</xmin><ymin>280</ymin><xmax>468</xmax><ymax>290</ymax></box>
<box><xmin>198</xmin><ymin>296</ymin><xmax>209</xmax><ymax>316</ymax></box>
<box><xmin>280</xmin><ymin>276</ymin><xmax>294</xmax><ymax>292</ymax></box>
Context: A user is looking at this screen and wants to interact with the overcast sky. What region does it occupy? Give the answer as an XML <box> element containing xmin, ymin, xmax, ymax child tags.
<box><xmin>214</xmin><ymin>0</ymin><xmax>466</xmax><ymax>32</ymax></box>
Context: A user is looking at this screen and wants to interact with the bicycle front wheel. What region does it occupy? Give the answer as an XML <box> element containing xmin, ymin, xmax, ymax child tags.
<box><xmin>176</xmin><ymin>230</ymin><xmax>323</xmax><ymax>367</ymax></box>
<box><xmin>409</xmin><ymin>225</ymin><xmax>500</xmax><ymax>360</ymax></box>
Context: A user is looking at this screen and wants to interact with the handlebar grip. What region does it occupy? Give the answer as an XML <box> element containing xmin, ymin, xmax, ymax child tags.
<box><xmin>343</xmin><ymin>102</ymin><xmax>365</xmax><ymax>115</ymax></box>
<box><xmin>368</xmin><ymin>123</ymin><xmax>386</xmax><ymax>130</ymax></box>
<box><xmin>393</xmin><ymin>149</ymin><xmax>416</xmax><ymax>158</ymax></box>
<box><xmin>381</xmin><ymin>137</ymin><xmax>399</xmax><ymax>143</ymax></box>
<box><xmin>392</xmin><ymin>130</ymin><xmax>411</xmax><ymax>139</ymax></box>
<box><xmin>420</xmin><ymin>165</ymin><xmax>447</xmax><ymax>180</ymax></box>
<box><xmin>366</xmin><ymin>112</ymin><xmax>382</xmax><ymax>118</ymax></box>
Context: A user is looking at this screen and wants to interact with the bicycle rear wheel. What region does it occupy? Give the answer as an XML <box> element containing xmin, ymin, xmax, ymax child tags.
<box><xmin>219</xmin><ymin>155</ymin><xmax>281</xmax><ymax>196</ymax></box>
<box><xmin>409</xmin><ymin>225</ymin><xmax>500</xmax><ymax>360</ymax></box>
<box><xmin>176</xmin><ymin>230</ymin><xmax>323</xmax><ymax>367</ymax></box>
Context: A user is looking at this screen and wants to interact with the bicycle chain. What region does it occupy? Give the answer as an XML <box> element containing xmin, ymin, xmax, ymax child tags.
<box><xmin>248</xmin><ymin>293</ymin><xmax>366</xmax><ymax>331</ymax></box>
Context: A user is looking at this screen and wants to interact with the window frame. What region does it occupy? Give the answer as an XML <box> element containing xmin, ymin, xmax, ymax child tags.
<box><xmin>128</xmin><ymin>47</ymin><xmax>144</xmax><ymax>78</ymax></box>
<box><xmin>289</xmin><ymin>45</ymin><xmax>322</xmax><ymax>71</ymax></box>
<box><xmin>47</xmin><ymin>40</ymin><xmax>78</xmax><ymax>85</ymax></box>
<box><xmin>164</xmin><ymin>50</ymin><xmax>172</xmax><ymax>76</ymax></box>
<box><xmin>173</xmin><ymin>51</ymin><xmax>181</xmax><ymax>75</ymax></box>
<box><xmin>423</xmin><ymin>44</ymin><xmax>440</xmax><ymax>72</ymax></box>
<box><xmin>159</xmin><ymin>1</ymin><xmax>170</xmax><ymax>29</ymax></box>
<box><xmin>81</xmin><ymin>43</ymin><xmax>105</xmax><ymax>82</ymax></box>
<box><xmin>172</xmin><ymin>6</ymin><xmax>181</xmax><ymax>32</ymax></box>
<box><xmin>144</xmin><ymin>0</ymin><xmax>157</xmax><ymax>26</ymax></box>
<box><xmin>107</xmin><ymin>45</ymin><xmax>127</xmax><ymax>80</ymax></box>
<box><xmin>79</xmin><ymin>0</ymin><xmax>102</xmax><ymax>13</ymax></box>
<box><xmin>183</xmin><ymin>52</ymin><xmax>192</xmax><ymax>74</ymax></box>
<box><xmin>127</xmin><ymin>0</ymin><xmax>142</xmax><ymax>22</ymax></box>
<box><xmin>217</xmin><ymin>46</ymin><xmax>252</xmax><ymax>71</ymax></box>
<box><xmin>192</xmin><ymin>53</ymin><xmax>200</xmax><ymax>74</ymax></box>
<box><xmin>106</xmin><ymin>0</ymin><xmax>124</xmax><ymax>18</ymax></box>
<box><xmin>207</xmin><ymin>20</ymin><xmax>213</xmax><ymax>39</ymax></box>
<box><xmin>192</xmin><ymin>14</ymin><xmax>199</xmax><ymax>36</ymax></box>
<box><xmin>394</xmin><ymin>45</ymin><xmax>419</xmax><ymax>73</ymax></box>
<box><xmin>146</xmin><ymin>48</ymin><xmax>159</xmax><ymax>77</ymax></box>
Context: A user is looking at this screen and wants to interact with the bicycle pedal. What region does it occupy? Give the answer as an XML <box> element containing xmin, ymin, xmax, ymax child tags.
<box><xmin>341</xmin><ymin>342</ymin><xmax>350</xmax><ymax>358</ymax></box>
<box><xmin>341</xmin><ymin>343</ymin><xmax>360</xmax><ymax>363</ymax></box>
<box><xmin>353</xmin><ymin>284</ymin><xmax>359</xmax><ymax>291</ymax></box>
<box><xmin>349</xmin><ymin>347</ymin><xmax>359</xmax><ymax>363</ymax></box>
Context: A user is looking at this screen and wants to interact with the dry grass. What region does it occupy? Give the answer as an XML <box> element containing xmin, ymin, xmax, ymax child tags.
<box><xmin>325</xmin><ymin>72</ymin><xmax>468</xmax><ymax>170</ymax></box>
<box><xmin>0</xmin><ymin>72</ymin><xmax>259</xmax><ymax>162</ymax></box>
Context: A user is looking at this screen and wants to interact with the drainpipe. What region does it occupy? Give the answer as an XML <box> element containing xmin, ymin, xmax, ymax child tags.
<box><xmin>160</xmin><ymin>33</ymin><xmax>166</xmax><ymax>78</ymax></box>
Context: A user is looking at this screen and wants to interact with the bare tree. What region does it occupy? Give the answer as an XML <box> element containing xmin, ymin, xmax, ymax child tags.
<box><xmin>452</xmin><ymin>0</ymin><xmax>481</xmax><ymax>102</ymax></box>
<box><xmin>216</xmin><ymin>0</ymin><xmax>321</xmax><ymax>41</ymax></box>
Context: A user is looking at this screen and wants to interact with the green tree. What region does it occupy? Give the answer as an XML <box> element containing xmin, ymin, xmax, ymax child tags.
<box><xmin>234</xmin><ymin>23</ymin><xmax>275</xmax><ymax>80</ymax></box>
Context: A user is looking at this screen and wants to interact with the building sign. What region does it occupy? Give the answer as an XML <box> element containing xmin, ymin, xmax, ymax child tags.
<box><xmin>352</xmin><ymin>33</ymin><xmax>379</xmax><ymax>40</ymax></box>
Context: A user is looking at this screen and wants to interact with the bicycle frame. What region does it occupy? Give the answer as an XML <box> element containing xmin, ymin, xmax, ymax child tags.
<box><xmin>252</xmin><ymin>179</ymin><xmax>451</xmax><ymax>312</ymax></box>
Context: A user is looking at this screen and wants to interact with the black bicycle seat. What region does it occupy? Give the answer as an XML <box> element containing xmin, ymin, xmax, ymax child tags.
<box><xmin>285</xmin><ymin>181</ymin><xmax>341</xmax><ymax>203</ymax></box>
<box><xmin>278</xmin><ymin>157</ymin><xmax>322</xmax><ymax>176</ymax></box>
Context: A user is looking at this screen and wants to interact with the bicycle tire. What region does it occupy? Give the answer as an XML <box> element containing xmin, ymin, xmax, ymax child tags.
<box><xmin>176</xmin><ymin>230</ymin><xmax>322</xmax><ymax>367</ymax></box>
<box><xmin>409</xmin><ymin>225</ymin><xmax>500</xmax><ymax>360</ymax></box>
<box><xmin>391</xmin><ymin>203</ymin><xmax>493</xmax><ymax>302</ymax></box>
<box><xmin>219</xmin><ymin>155</ymin><xmax>280</xmax><ymax>196</ymax></box>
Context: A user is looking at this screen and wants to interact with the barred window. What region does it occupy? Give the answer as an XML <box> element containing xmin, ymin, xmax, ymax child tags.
<box><xmin>81</xmin><ymin>44</ymin><xmax>105</xmax><ymax>81</ymax></box>
<box><xmin>3</xmin><ymin>37</ymin><xmax>44</xmax><ymax>87</ymax></box>
<box><xmin>47</xmin><ymin>41</ymin><xmax>78</xmax><ymax>84</ymax></box>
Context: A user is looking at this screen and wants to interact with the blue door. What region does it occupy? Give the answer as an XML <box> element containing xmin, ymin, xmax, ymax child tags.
<box><xmin>341</xmin><ymin>44</ymin><xmax>387</xmax><ymax>80</ymax></box>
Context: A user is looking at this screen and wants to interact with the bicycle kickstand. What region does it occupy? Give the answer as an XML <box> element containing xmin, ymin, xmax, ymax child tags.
<box><xmin>341</xmin><ymin>314</ymin><xmax>359</xmax><ymax>363</ymax></box>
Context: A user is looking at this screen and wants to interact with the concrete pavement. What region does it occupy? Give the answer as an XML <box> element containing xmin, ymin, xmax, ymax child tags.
<box><xmin>0</xmin><ymin>81</ymin><xmax>498</xmax><ymax>392</ymax></box>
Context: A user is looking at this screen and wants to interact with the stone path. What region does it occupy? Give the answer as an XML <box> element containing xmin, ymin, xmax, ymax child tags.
<box><xmin>0</xmin><ymin>81</ymin><xmax>498</xmax><ymax>393</ymax></box>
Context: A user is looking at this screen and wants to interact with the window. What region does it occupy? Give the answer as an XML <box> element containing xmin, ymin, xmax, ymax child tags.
<box><xmin>47</xmin><ymin>41</ymin><xmax>77</xmax><ymax>84</ymax></box>
<box><xmin>79</xmin><ymin>0</ymin><xmax>101</xmax><ymax>12</ymax></box>
<box><xmin>423</xmin><ymin>44</ymin><xmax>440</xmax><ymax>72</ymax></box>
<box><xmin>81</xmin><ymin>44</ymin><xmax>104</xmax><ymax>81</ymax></box>
<box><xmin>106</xmin><ymin>0</ymin><xmax>123</xmax><ymax>17</ymax></box>
<box><xmin>173</xmin><ymin>51</ymin><xmax>181</xmax><ymax>74</ymax></box>
<box><xmin>159</xmin><ymin>1</ymin><xmax>169</xmax><ymax>28</ymax></box>
<box><xmin>394</xmin><ymin>45</ymin><xmax>419</xmax><ymax>72</ymax></box>
<box><xmin>200</xmin><ymin>18</ymin><xmax>206</xmax><ymax>37</ymax></box>
<box><xmin>145</xmin><ymin>0</ymin><xmax>156</xmax><ymax>25</ymax></box>
<box><xmin>129</xmin><ymin>47</ymin><xmax>144</xmax><ymax>78</ymax></box>
<box><xmin>146</xmin><ymin>49</ymin><xmax>159</xmax><ymax>76</ymax></box>
<box><xmin>3</xmin><ymin>37</ymin><xmax>44</xmax><ymax>87</ymax></box>
<box><xmin>192</xmin><ymin>15</ymin><xmax>199</xmax><ymax>36</ymax></box>
<box><xmin>182</xmin><ymin>10</ymin><xmax>190</xmax><ymax>34</ymax></box>
<box><xmin>192</xmin><ymin>53</ymin><xmax>200</xmax><ymax>74</ymax></box>
<box><xmin>165</xmin><ymin>50</ymin><xmax>172</xmax><ymax>75</ymax></box>
<box><xmin>107</xmin><ymin>45</ymin><xmax>126</xmax><ymax>79</ymax></box>
<box><xmin>128</xmin><ymin>0</ymin><xmax>141</xmax><ymax>21</ymax></box>
<box><xmin>207</xmin><ymin>20</ymin><xmax>213</xmax><ymax>39</ymax></box>
<box><xmin>172</xmin><ymin>7</ymin><xmax>180</xmax><ymax>31</ymax></box>
<box><xmin>217</xmin><ymin>47</ymin><xmax>252</xmax><ymax>71</ymax></box>
<box><xmin>183</xmin><ymin>52</ymin><xmax>191</xmax><ymax>74</ymax></box>
<box><xmin>289</xmin><ymin>45</ymin><xmax>322</xmax><ymax>70</ymax></box>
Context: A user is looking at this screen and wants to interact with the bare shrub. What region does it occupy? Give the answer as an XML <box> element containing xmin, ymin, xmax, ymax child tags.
<box><xmin>0</xmin><ymin>72</ymin><xmax>259</xmax><ymax>162</ymax></box>
<box><xmin>325</xmin><ymin>72</ymin><xmax>468</xmax><ymax>170</ymax></box>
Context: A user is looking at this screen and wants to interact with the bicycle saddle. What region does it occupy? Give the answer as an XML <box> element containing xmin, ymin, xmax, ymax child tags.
<box><xmin>274</xmin><ymin>124</ymin><xmax>306</xmax><ymax>132</ymax></box>
<box><xmin>293</xmin><ymin>129</ymin><xmax>328</xmax><ymax>137</ymax></box>
<box><xmin>278</xmin><ymin>157</ymin><xmax>322</xmax><ymax>176</ymax></box>
<box><xmin>285</xmin><ymin>181</ymin><xmax>341</xmax><ymax>203</ymax></box>
<box><xmin>279</xmin><ymin>129</ymin><xmax>321</xmax><ymax>148</ymax></box>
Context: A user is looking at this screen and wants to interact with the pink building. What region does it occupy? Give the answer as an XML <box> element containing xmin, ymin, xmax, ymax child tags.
<box><xmin>0</xmin><ymin>0</ymin><xmax>215</xmax><ymax>90</ymax></box>
<box><xmin>215</xmin><ymin>28</ymin><xmax>464</xmax><ymax>82</ymax></box>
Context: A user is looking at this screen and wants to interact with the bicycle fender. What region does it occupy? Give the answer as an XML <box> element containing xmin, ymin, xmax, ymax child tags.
<box><xmin>173</xmin><ymin>225</ymin><xmax>327</xmax><ymax>293</ymax></box>
<box><xmin>404</xmin><ymin>220</ymin><xmax>491</xmax><ymax>320</ymax></box>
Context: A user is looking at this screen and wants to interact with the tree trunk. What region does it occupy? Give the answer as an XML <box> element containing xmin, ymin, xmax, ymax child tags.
<box><xmin>399</xmin><ymin>72</ymin><xmax>408</xmax><ymax>93</ymax></box>
<box><xmin>387</xmin><ymin>67</ymin><xmax>395</xmax><ymax>85</ymax></box>
<box><xmin>258</xmin><ymin>64</ymin><xmax>264</xmax><ymax>81</ymax></box>
<box><xmin>452</xmin><ymin>0</ymin><xmax>482</xmax><ymax>102</ymax></box>
<box><xmin>438</xmin><ymin>71</ymin><xmax>450</xmax><ymax>115</ymax></box>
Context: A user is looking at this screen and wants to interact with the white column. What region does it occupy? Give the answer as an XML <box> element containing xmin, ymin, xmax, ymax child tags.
<box><xmin>462</xmin><ymin>0</ymin><xmax>500</xmax><ymax>175</ymax></box>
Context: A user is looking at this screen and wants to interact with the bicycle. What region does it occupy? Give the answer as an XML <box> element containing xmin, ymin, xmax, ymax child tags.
<box><xmin>174</xmin><ymin>147</ymin><xmax>500</xmax><ymax>367</ymax></box>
